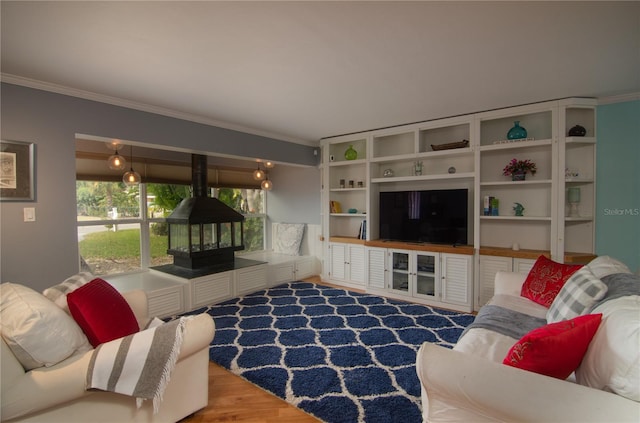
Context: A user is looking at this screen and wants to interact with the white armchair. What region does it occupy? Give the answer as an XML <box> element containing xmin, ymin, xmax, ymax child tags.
<box><xmin>1</xmin><ymin>289</ymin><xmax>215</xmax><ymax>423</ymax></box>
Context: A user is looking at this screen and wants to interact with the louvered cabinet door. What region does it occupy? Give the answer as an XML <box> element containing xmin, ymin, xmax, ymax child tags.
<box><xmin>366</xmin><ymin>247</ymin><xmax>387</xmax><ymax>290</ymax></box>
<box><xmin>441</xmin><ymin>253</ymin><xmax>472</xmax><ymax>307</ymax></box>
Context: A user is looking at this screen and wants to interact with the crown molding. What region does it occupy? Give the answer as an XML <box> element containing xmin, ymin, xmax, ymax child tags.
<box><xmin>1</xmin><ymin>73</ymin><xmax>317</xmax><ymax>147</ymax></box>
<box><xmin>598</xmin><ymin>92</ymin><xmax>640</xmax><ymax>105</ymax></box>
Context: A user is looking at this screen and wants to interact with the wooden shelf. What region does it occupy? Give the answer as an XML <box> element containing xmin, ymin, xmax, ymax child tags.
<box><xmin>366</xmin><ymin>239</ymin><xmax>474</xmax><ymax>255</ymax></box>
<box><xmin>329</xmin><ymin>236</ymin><xmax>365</xmax><ymax>245</ymax></box>
<box><xmin>479</xmin><ymin>246</ymin><xmax>596</xmax><ymax>263</ymax></box>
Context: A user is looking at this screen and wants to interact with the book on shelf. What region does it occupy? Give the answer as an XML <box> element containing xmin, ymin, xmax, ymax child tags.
<box><xmin>483</xmin><ymin>196</ymin><xmax>499</xmax><ymax>216</ymax></box>
<box><xmin>357</xmin><ymin>219</ymin><xmax>367</xmax><ymax>239</ymax></box>
<box><xmin>330</xmin><ymin>200</ymin><xmax>342</xmax><ymax>213</ymax></box>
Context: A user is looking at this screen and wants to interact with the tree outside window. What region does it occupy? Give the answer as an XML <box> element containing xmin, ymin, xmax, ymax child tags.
<box><xmin>77</xmin><ymin>181</ymin><xmax>265</xmax><ymax>276</ymax></box>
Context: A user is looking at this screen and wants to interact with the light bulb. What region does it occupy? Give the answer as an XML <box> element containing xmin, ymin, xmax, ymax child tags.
<box><xmin>107</xmin><ymin>152</ymin><xmax>126</xmax><ymax>170</ymax></box>
<box><xmin>261</xmin><ymin>178</ymin><xmax>272</xmax><ymax>191</ymax></box>
<box><xmin>253</xmin><ymin>168</ymin><xmax>265</xmax><ymax>180</ymax></box>
<box><xmin>122</xmin><ymin>169</ymin><xmax>141</xmax><ymax>186</ymax></box>
<box><xmin>264</xmin><ymin>161</ymin><xmax>275</xmax><ymax>169</ymax></box>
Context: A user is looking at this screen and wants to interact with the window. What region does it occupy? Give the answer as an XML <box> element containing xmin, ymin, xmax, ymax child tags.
<box><xmin>77</xmin><ymin>181</ymin><xmax>265</xmax><ymax>276</ymax></box>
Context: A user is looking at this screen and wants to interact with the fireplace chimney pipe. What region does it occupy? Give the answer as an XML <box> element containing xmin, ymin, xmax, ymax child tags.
<box><xmin>192</xmin><ymin>154</ymin><xmax>208</xmax><ymax>198</ymax></box>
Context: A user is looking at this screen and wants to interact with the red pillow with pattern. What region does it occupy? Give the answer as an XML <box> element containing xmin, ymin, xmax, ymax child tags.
<box><xmin>520</xmin><ymin>255</ymin><xmax>582</xmax><ymax>307</ymax></box>
<box><xmin>503</xmin><ymin>313</ymin><xmax>602</xmax><ymax>379</ymax></box>
<box><xmin>67</xmin><ymin>278</ymin><xmax>140</xmax><ymax>347</ymax></box>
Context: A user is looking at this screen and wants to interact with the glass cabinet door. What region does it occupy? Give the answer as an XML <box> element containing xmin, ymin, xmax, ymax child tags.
<box><xmin>391</xmin><ymin>251</ymin><xmax>410</xmax><ymax>293</ymax></box>
<box><xmin>415</xmin><ymin>253</ymin><xmax>437</xmax><ymax>298</ymax></box>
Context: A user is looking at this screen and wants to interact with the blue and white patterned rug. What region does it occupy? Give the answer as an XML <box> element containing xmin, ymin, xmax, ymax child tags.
<box><xmin>188</xmin><ymin>282</ymin><xmax>475</xmax><ymax>423</ymax></box>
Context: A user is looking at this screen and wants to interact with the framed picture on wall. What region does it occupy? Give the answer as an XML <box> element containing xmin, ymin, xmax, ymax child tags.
<box><xmin>1</xmin><ymin>140</ymin><xmax>36</xmax><ymax>201</ymax></box>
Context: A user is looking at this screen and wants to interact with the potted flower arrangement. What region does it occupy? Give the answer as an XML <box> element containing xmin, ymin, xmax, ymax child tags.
<box><xmin>503</xmin><ymin>158</ymin><xmax>537</xmax><ymax>181</ymax></box>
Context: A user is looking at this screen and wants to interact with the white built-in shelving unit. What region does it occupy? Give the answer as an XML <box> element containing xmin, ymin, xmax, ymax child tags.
<box><xmin>320</xmin><ymin>98</ymin><xmax>597</xmax><ymax>311</ymax></box>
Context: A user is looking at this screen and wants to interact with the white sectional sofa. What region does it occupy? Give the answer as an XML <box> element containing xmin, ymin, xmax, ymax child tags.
<box><xmin>416</xmin><ymin>256</ymin><xmax>640</xmax><ymax>422</ymax></box>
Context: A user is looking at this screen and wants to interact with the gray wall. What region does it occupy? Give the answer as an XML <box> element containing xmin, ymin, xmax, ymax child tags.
<box><xmin>266</xmin><ymin>165</ymin><xmax>321</xmax><ymax>248</ymax></box>
<box><xmin>1</xmin><ymin>83</ymin><xmax>320</xmax><ymax>289</ymax></box>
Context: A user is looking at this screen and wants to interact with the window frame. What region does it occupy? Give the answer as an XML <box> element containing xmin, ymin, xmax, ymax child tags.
<box><xmin>77</xmin><ymin>182</ymin><xmax>267</xmax><ymax>276</ymax></box>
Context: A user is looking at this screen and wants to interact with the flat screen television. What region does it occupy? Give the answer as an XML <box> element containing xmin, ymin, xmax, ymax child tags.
<box><xmin>379</xmin><ymin>189</ymin><xmax>468</xmax><ymax>245</ymax></box>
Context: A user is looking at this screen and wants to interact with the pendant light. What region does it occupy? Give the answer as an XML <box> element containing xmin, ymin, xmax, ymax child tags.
<box><xmin>261</xmin><ymin>175</ymin><xmax>273</xmax><ymax>191</ymax></box>
<box><xmin>106</xmin><ymin>141</ymin><xmax>126</xmax><ymax>170</ymax></box>
<box><xmin>253</xmin><ymin>165</ymin><xmax>265</xmax><ymax>181</ymax></box>
<box><xmin>107</xmin><ymin>151</ymin><xmax>126</xmax><ymax>170</ymax></box>
<box><xmin>122</xmin><ymin>145</ymin><xmax>141</xmax><ymax>186</ymax></box>
<box><xmin>264</xmin><ymin>160</ymin><xmax>275</xmax><ymax>169</ymax></box>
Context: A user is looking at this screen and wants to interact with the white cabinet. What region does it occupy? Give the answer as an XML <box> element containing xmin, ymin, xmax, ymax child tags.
<box><xmin>477</xmin><ymin>255</ymin><xmax>512</xmax><ymax>309</ymax></box>
<box><xmin>366</xmin><ymin>247</ymin><xmax>387</xmax><ymax>290</ymax></box>
<box><xmin>329</xmin><ymin>242</ymin><xmax>365</xmax><ymax>286</ymax></box>
<box><xmin>189</xmin><ymin>271</ymin><xmax>234</xmax><ymax>310</ymax></box>
<box><xmin>476</xmin><ymin>255</ymin><xmax>537</xmax><ymax>310</ymax></box>
<box><xmin>367</xmin><ymin>247</ymin><xmax>473</xmax><ymax>312</ymax></box>
<box><xmin>236</xmin><ymin>264</ymin><xmax>268</xmax><ymax>296</ymax></box>
<box><xmin>389</xmin><ymin>249</ymin><xmax>439</xmax><ymax>301</ymax></box>
<box><xmin>441</xmin><ymin>253</ymin><xmax>472</xmax><ymax>306</ymax></box>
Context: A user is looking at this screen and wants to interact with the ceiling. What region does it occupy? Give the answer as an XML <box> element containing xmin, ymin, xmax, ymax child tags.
<box><xmin>2</xmin><ymin>1</ymin><xmax>639</xmax><ymax>147</ymax></box>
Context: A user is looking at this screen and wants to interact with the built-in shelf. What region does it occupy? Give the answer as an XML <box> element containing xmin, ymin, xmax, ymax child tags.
<box><xmin>480</xmin><ymin>179</ymin><xmax>552</xmax><ymax>187</ymax></box>
<box><xmin>480</xmin><ymin>215</ymin><xmax>551</xmax><ymax>221</ymax></box>
<box><xmin>566</xmin><ymin>137</ymin><xmax>596</xmax><ymax>144</ymax></box>
<box><xmin>372</xmin><ymin>172</ymin><xmax>474</xmax><ymax>184</ymax></box>
<box><xmin>330</xmin><ymin>187</ymin><xmax>366</xmax><ymax>192</ymax></box>
<box><xmin>479</xmin><ymin>246</ymin><xmax>596</xmax><ymax>263</ymax></box>
<box><xmin>329</xmin><ymin>236</ymin><xmax>365</xmax><ymax>245</ymax></box>
<box><xmin>565</xmin><ymin>216</ymin><xmax>594</xmax><ymax>222</ymax></box>
<box><xmin>565</xmin><ymin>178</ymin><xmax>594</xmax><ymax>183</ymax></box>
<box><xmin>479</xmin><ymin>138</ymin><xmax>553</xmax><ymax>152</ymax></box>
<box><xmin>330</xmin><ymin>213</ymin><xmax>367</xmax><ymax>217</ymax></box>
<box><xmin>329</xmin><ymin>158</ymin><xmax>367</xmax><ymax>167</ymax></box>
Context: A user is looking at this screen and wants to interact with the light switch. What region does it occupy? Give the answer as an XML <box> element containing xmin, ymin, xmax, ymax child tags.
<box><xmin>23</xmin><ymin>207</ymin><xmax>36</xmax><ymax>222</ymax></box>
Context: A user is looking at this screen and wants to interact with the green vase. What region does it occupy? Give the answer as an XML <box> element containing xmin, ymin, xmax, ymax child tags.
<box><xmin>344</xmin><ymin>145</ymin><xmax>357</xmax><ymax>160</ymax></box>
<box><xmin>507</xmin><ymin>121</ymin><xmax>527</xmax><ymax>140</ymax></box>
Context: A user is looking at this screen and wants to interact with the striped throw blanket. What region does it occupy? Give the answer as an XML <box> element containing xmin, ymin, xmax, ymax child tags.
<box><xmin>86</xmin><ymin>317</ymin><xmax>189</xmax><ymax>413</ymax></box>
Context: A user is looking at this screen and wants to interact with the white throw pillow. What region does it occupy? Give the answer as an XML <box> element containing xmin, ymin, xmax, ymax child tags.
<box><xmin>587</xmin><ymin>256</ymin><xmax>631</xmax><ymax>279</ymax></box>
<box><xmin>0</xmin><ymin>283</ymin><xmax>91</xmax><ymax>370</ymax></box>
<box><xmin>273</xmin><ymin>223</ymin><xmax>305</xmax><ymax>256</ymax></box>
<box><xmin>43</xmin><ymin>271</ymin><xmax>94</xmax><ymax>313</ymax></box>
<box><xmin>575</xmin><ymin>296</ymin><xmax>640</xmax><ymax>401</ymax></box>
<box><xmin>546</xmin><ymin>267</ymin><xmax>608</xmax><ymax>323</ymax></box>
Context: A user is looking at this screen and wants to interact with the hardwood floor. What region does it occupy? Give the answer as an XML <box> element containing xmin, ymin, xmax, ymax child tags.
<box><xmin>179</xmin><ymin>362</ymin><xmax>319</xmax><ymax>423</ymax></box>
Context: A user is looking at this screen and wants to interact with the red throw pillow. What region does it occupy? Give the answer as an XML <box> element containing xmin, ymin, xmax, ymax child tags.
<box><xmin>503</xmin><ymin>313</ymin><xmax>602</xmax><ymax>379</ymax></box>
<box><xmin>67</xmin><ymin>278</ymin><xmax>140</xmax><ymax>347</ymax></box>
<box><xmin>520</xmin><ymin>255</ymin><xmax>582</xmax><ymax>307</ymax></box>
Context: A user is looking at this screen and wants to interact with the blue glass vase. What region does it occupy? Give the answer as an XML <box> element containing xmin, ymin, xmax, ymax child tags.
<box><xmin>507</xmin><ymin>121</ymin><xmax>527</xmax><ymax>140</ymax></box>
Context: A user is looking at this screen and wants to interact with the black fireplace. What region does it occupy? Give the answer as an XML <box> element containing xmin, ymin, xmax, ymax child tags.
<box><xmin>165</xmin><ymin>154</ymin><xmax>245</xmax><ymax>269</ymax></box>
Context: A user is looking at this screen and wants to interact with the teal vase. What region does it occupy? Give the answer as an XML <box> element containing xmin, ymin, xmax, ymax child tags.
<box><xmin>344</xmin><ymin>145</ymin><xmax>357</xmax><ymax>160</ymax></box>
<box><xmin>507</xmin><ymin>121</ymin><xmax>527</xmax><ymax>140</ymax></box>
